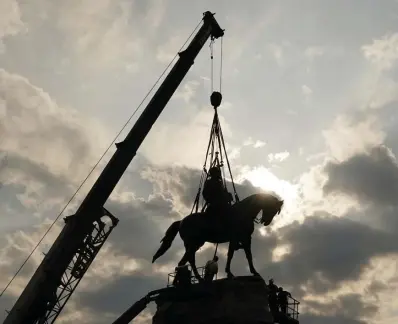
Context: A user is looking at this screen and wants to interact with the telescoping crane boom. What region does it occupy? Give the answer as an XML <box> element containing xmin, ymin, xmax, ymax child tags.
<box><xmin>5</xmin><ymin>11</ymin><xmax>224</xmax><ymax>324</ymax></box>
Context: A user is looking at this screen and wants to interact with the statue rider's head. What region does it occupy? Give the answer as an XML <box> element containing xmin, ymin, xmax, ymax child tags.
<box><xmin>209</xmin><ymin>167</ymin><xmax>222</xmax><ymax>180</ymax></box>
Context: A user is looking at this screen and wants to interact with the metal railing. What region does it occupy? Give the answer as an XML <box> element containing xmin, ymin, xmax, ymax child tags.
<box><xmin>167</xmin><ymin>265</ymin><xmax>218</xmax><ymax>287</ymax></box>
<box><xmin>286</xmin><ymin>295</ymin><xmax>300</xmax><ymax>320</ymax></box>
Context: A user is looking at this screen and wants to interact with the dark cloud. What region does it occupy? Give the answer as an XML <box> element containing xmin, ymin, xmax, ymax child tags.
<box><xmin>0</xmin><ymin>293</ymin><xmax>15</xmax><ymax>322</ymax></box>
<box><xmin>105</xmin><ymin>196</ymin><xmax>183</xmax><ymax>264</ymax></box>
<box><xmin>4</xmin><ymin>153</ymin><xmax>72</xmax><ymax>198</ymax></box>
<box><xmin>260</xmin><ymin>214</ymin><xmax>396</xmax><ymax>296</ymax></box>
<box><xmin>323</xmin><ymin>143</ymin><xmax>398</xmax><ymax>232</ymax></box>
<box><xmin>300</xmin><ymin>313</ymin><xmax>366</xmax><ymax>324</ymax></box>
<box><xmin>303</xmin><ymin>293</ymin><xmax>378</xmax><ymax>324</ymax></box>
<box><xmin>366</xmin><ymin>280</ymin><xmax>388</xmax><ymax>299</ymax></box>
<box><xmin>324</xmin><ymin>145</ymin><xmax>398</xmax><ymax>206</ymax></box>
<box><xmin>77</xmin><ymin>272</ymin><xmax>164</xmax><ymax>316</ymax></box>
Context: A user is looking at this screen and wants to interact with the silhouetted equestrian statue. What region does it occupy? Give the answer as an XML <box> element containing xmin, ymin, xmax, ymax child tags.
<box><xmin>152</xmin><ymin>193</ymin><xmax>283</xmax><ymax>281</ymax></box>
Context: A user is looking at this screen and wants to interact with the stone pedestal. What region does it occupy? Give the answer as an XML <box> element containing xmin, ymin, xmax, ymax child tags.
<box><xmin>152</xmin><ymin>276</ymin><xmax>274</xmax><ymax>324</ymax></box>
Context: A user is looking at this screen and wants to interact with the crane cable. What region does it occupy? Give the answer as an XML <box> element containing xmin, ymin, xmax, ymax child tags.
<box><xmin>192</xmin><ymin>36</ymin><xmax>233</xmax><ymax>259</ymax></box>
<box><xmin>190</xmin><ymin>37</ymin><xmax>224</xmax><ymax>215</ymax></box>
<box><xmin>210</xmin><ymin>36</ymin><xmax>223</xmax><ymax>93</ymax></box>
<box><xmin>0</xmin><ymin>18</ymin><xmax>203</xmax><ymax>299</ymax></box>
<box><xmin>209</xmin><ymin>36</ymin><xmax>239</xmax><ymax>259</ymax></box>
<box><xmin>212</xmin><ymin>36</ymin><xmax>228</xmax><ymax>259</ymax></box>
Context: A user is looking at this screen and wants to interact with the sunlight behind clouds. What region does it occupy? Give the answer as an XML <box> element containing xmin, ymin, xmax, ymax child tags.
<box><xmin>237</xmin><ymin>165</ymin><xmax>300</xmax><ymax>227</ymax></box>
<box><xmin>238</xmin><ymin>165</ymin><xmax>298</xmax><ymax>202</ymax></box>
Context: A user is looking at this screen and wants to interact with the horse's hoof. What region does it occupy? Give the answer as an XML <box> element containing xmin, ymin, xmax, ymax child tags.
<box><xmin>227</xmin><ymin>273</ymin><xmax>235</xmax><ymax>279</ymax></box>
<box><xmin>252</xmin><ymin>272</ymin><xmax>261</xmax><ymax>277</ymax></box>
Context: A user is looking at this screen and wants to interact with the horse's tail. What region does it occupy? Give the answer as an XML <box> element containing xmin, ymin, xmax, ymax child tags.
<box><xmin>152</xmin><ymin>221</ymin><xmax>181</xmax><ymax>263</ymax></box>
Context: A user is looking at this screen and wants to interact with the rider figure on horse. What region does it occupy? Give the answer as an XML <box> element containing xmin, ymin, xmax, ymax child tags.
<box><xmin>202</xmin><ymin>166</ymin><xmax>233</xmax><ymax>220</ymax></box>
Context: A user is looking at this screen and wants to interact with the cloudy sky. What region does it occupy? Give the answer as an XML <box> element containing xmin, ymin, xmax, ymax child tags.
<box><xmin>1</xmin><ymin>0</ymin><xmax>398</xmax><ymax>323</ymax></box>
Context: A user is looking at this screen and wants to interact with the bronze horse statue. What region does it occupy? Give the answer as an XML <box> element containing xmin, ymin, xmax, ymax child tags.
<box><xmin>152</xmin><ymin>193</ymin><xmax>283</xmax><ymax>281</ymax></box>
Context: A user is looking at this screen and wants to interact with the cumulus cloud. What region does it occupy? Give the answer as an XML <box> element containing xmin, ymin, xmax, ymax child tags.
<box><xmin>323</xmin><ymin>114</ymin><xmax>385</xmax><ymax>161</ymax></box>
<box><xmin>0</xmin><ymin>0</ymin><xmax>26</xmax><ymax>53</ymax></box>
<box><xmin>141</xmin><ymin>109</ymin><xmax>232</xmax><ymax>168</ymax></box>
<box><xmin>301</xmin><ymin>84</ymin><xmax>313</xmax><ymax>97</ymax></box>
<box><xmin>3</xmin><ymin>2</ymin><xmax>398</xmax><ymax>323</ymax></box>
<box><xmin>304</xmin><ymin>46</ymin><xmax>324</xmax><ymax>60</ymax></box>
<box><xmin>367</xmin><ymin>77</ymin><xmax>398</xmax><ymax>109</ymax></box>
<box><xmin>55</xmin><ymin>0</ymin><xmax>146</xmax><ymax>71</ymax></box>
<box><xmin>301</xmin><ymin>84</ymin><xmax>313</xmax><ymax>103</ymax></box>
<box><xmin>362</xmin><ymin>33</ymin><xmax>398</xmax><ymax>71</ymax></box>
<box><xmin>0</xmin><ymin>68</ymin><xmax>111</xmax><ymax>214</ymax></box>
<box><xmin>174</xmin><ymin>80</ymin><xmax>201</xmax><ymax>103</ymax></box>
<box><xmin>243</xmin><ymin>137</ymin><xmax>266</xmax><ymax>148</ymax></box>
<box><xmin>156</xmin><ymin>34</ymin><xmax>184</xmax><ymax>64</ymax></box>
<box><xmin>268</xmin><ymin>151</ymin><xmax>290</xmax><ymax>163</ymax></box>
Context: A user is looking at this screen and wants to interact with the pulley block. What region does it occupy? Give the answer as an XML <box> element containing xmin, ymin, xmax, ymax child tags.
<box><xmin>210</xmin><ymin>91</ymin><xmax>222</xmax><ymax>108</ymax></box>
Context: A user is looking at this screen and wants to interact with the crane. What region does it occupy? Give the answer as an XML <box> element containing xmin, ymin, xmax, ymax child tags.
<box><xmin>4</xmin><ymin>11</ymin><xmax>224</xmax><ymax>324</ymax></box>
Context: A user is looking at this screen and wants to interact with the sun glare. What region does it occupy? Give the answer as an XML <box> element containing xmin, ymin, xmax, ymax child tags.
<box><xmin>239</xmin><ymin>166</ymin><xmax>298</xmax><ymax>202</ymax></box>
<box><xmin>237</xmin><ymin>166</ymin><xmax>300</xmax><ymax>226</ymax></box>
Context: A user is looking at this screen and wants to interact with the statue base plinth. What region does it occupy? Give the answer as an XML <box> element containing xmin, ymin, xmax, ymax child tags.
<box><xmin>153</xmin><ymin>276</ymin><xmax>274</xmax><ymax>324</ymax></box>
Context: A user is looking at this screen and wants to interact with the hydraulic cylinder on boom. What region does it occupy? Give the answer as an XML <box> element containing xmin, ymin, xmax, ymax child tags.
<box><xmin>5</xmin><ymin>11</ymin><xmax>224</xmax><ymax>324</ymax></box>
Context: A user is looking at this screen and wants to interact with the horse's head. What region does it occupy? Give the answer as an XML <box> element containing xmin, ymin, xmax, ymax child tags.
<box><xmin>259</xmin><ymin>194</ymin><xmax>284</xmax><ymax>226</ymax></box>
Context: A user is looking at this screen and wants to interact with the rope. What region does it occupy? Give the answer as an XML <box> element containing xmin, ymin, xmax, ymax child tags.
<box><xmin>219</xmin><ymin>124</ymin><xmax>239</xmax><ymax>201</ymax></box>
<box><xmin>213</xmin><ymin>243</ymin><xmax>219</xmax><ymax>258</ymax></box>
<box><xmin>0</xmin><ymin>18</ymin><xmax>203</xmax><ymax>299</ymax></box>
<box><xmin>191</xmin><ymin>111</ymin><xmax>218</xmax><ymax>213</ymax></box>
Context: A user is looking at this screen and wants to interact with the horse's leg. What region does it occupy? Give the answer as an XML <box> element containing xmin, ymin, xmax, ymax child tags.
<box><xmin>177</xmin><ymin>251</ymin><xmax>189</xmax><ymax>266</ymax></box>
<box><xmin>225</xmin><ymin>241</ymin><xmax>238</xmax><ymax>278</ymax></box>
<box><xmin>186</xmin><ymin>243</ymin><xmax>203</xmax><ymax>281</ymax></box>
<box><xmin>242</xmin><ymin>237</ymin><xmax>260</xmax><ymax>276</ymax></box>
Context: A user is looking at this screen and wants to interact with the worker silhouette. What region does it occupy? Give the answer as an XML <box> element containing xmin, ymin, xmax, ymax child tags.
<box><xmin>204</xmin><ymin>255</ymin><xmax>219</xmax><ymax>282</ymax></box>
<box><xmin>277</xmin><ymin>287</ymin><xmax>292</xmax><ymax>315</ymax></box>
<box><xmin>173</xmin><ymin>264</ymin><xmax>191</xmax><ymax>288</ymax></box>
<box><xmin>202</xmin><ymin>166</ymin><xmax>233</xmax><ymax>221</ymax></box>
<box><xmin>268</xmin><ymin>279</ymin><xmax>279</xmax><ymax>316</ymax></box>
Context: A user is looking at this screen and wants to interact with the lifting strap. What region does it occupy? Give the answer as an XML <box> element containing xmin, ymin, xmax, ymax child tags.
<box><xmin>191</xmin><ymin>34</ymin><xmax>238</xmax><ymax>259</ymax></box>
<box><xmin>191</xmin><ymin>104</ymin><xmax>239</xmax><ymax>214</ymax></box>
